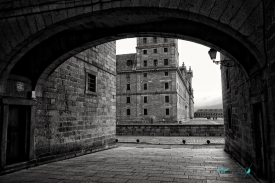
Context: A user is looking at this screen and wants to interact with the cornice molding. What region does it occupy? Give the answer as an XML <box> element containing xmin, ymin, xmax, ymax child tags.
<box><xmin>117</xmin><ymin>67</ymin><xmax>177</xmax><ymax>74</ymax></box>
<box><xmin>136</xmin><ymin>43</ymin><xmax>176</xmax><ymax>49</ymax></box>
<box><xmin>117</xmin><ymin>91</ymin><xmax>177</xmax><ymax>96</ymax></box>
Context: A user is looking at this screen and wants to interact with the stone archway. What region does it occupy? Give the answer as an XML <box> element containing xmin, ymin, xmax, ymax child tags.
<box><xmin>0</xmin><ymin>1</ymin><xmax>266</xmax><ymax>92</ymax></box>
<box><xmin>0</xmin><ymin>1</ymin><xmax>275</xmax><ymax>182</ymax></box>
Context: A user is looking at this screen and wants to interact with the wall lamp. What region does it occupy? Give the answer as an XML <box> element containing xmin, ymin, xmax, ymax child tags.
<box><xmin>208</xmin><ymin>48</ymin><xmax>235</xmax><ymax>67</ymax></box>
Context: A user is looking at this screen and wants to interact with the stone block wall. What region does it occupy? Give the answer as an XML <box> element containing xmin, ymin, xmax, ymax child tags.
<box><xmin>34</xmin><ymin>42</ymin><xmax>116</xmax><ymax>158</ymax></box>
<box><xmin>116</xmin><ymin>124</ymin><xmax>224</xmax><ymax>136</ymax></box>
<box><xmin>222</xmin><ymin>63</ymin><xmax>253</xmax><ymax>159</ymax></box>
<box><xmin>117</xmin><ymin>68</ymin><xmax>182</xmax><ymax>123</ymax></box>
<box><xmin>221</xmin><ymin>51</ymin><xmax>272</xmax><ymax>180</ymax></box>
<box><xmin>116</xmin><ymin>70</ymin><xmax>178</xmax><ymax>124</ymax></box>
<box><xmin>136</xmin><ymin>37</ymin><xmax>179</xmax><ymax>69</ymax></box>
<box><xmin>265</xmin><ymin>1</ymin><xmax>275</xmax><ymax>181</ymax></box>
<box><xmin>176</xmin><ymin>71</ymin><xmax>189</xmax><ymax>121</ymax></box>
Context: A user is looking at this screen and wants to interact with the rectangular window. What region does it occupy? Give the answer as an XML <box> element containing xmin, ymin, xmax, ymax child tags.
<box><xmin>164</xmin><ymin>59</ymin><xmax>168</xmax><ymax>65</ymax></box>
<box><xmin>144</xmin><ymin>83</ymin><xmax>147</xmax><ymax>90</ymax></box>
<box><xmin>144</xmin><ymin>73</ymin><xmax>147</xmax><ymax>77</ymax></box>
<box><xmin>165</xmin><ymin>96</ymin><xmax>169</xmax><ymax>102</ymax></box>
<box><xmin>143</xmin><ymin>38</ymin><xmax>147</xmax><ymax>44</ymax></box>
<box><xmin>166</xmin><ymin>108</ymin><xmax>169</xmax><ymax>115</ymax></box>
<box><xmin>127</xmin><ymin>109</ymin><xmax>130</xmax><ymax>115</ymax></box>
<box><xmin>144</xmin><ymin>109</ymin><xmax>148</xmax><ymax>115</ymax></box>
<box><xmin>127</xmin><ymin>84</ymin><xmax>130</xmax><ymax>90</ymax></box>
<box><xmin>153</xmin><ymin>37</ymin><xmax>157</xmax><ymax>43</ymax></box>
<box><xmin>144</xmin><ymin>60</ymin><xmax>147</xmax><ymax>67</ymax></box>
<box><xmin>87</xmin><ymin>74</ymin><xmax>96</xmax><ymax>92</ymax></box>
<box><xmin>127</xmin><ymin>60</ymin><xmax>132</xmax><ymax>66</ymax></box>
<box><xmin>143</xmin><ymin>50</ymin><xmax>147</xmax><ymax>54</ymax></box>
<box><xmin>226</xmin><ymin>69</ymin><xmax>230</xmax><ymax>89</ymax></box>
<box><xmin>127</xmin><ymin>97</ymin><xmax>130</xmax><ymax>103</ymax></box>
<box><xmin>154</xmin><ymin>60</ymin><xmax>158</xmax><ymax>66</ymax></box>
<box><xmin>154</xmin><ymin>49</ymin><xmax>157</xmax><ymax>53</ymax></box>
<box><xmin>144</xmin><ymin>96</ymin><xmax>147</xmax><ymax>103</ymax></box>
<box><xmin>165</xmin><ymin>72</ymin><xmax>168</xmax><ymax>76</ymax></box>
<box><xmin>164</xmin><ymin>48</ymin><xmax>168</xmax><ymax>52</ymax></box>
<box><xmin>164</xmin><ymin>38</ymin><xmax>168</xmax><ymax>42</ymax></box>
<box><xmin>165</xmin><ymin>82</ymin><xmax>169</xmax><ymax>89</ymax></box>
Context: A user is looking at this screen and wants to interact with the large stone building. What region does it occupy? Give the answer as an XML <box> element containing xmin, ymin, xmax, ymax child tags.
<box><xmin>194</xmin><ymin>109</ymin><xmax>223</xmax><ymax>118</ymax></box>
<box><xmin>116</xmin><ymin>37</ymin><xmax>194</xmax><ymax>124</ymax></box>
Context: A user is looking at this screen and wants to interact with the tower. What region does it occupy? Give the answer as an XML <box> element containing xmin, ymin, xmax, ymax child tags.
<box><xmin>116</xmin><ymin>37</ymin><xmax>194</xmax><ymax>124</ymax></box>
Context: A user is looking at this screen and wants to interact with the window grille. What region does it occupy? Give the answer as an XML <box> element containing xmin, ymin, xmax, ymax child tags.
<box><xmin>87</xmin><ymin>74</ymin><xmax>96</xmax><ymax>92</ymax></box>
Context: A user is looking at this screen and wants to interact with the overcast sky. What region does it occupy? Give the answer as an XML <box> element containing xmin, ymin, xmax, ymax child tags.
<box><xmin>116</xmin><ymin>38</ymin><xmax>222</xmax><ymax>108</ymax></box>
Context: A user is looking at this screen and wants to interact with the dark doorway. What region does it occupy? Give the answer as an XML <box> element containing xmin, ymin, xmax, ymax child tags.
<box><xmin>6</xmin><ymin>105</ymin><xmax>30</xmax><ymax>165</ymax></box>
<box><xmin>253</xmin><ymin>103</ymin><xmax>267</xmax><ymax>179</ymax></box>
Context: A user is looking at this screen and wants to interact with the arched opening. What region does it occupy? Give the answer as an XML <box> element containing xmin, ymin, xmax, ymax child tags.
<box><xmin>0</xmin><ymin>3</ymin><xmax>273</xmax><ymax>182</ymax></box>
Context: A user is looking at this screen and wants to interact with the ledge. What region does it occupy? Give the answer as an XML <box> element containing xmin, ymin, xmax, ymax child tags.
<box><xmin>1</xmin><ymin>97</ymin><xmax>37</xmax><ymax>106</ymax></box>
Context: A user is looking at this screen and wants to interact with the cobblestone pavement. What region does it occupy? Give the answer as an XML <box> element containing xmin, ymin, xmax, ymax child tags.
<box><xmin>0</xmin><ymin>139</ymin><xmax>258</xmax><ymax>183</ymax></box>
<box><xmin>116</xmin><ymin>136</ymin><xmax>225</xmax><ymax>145</ymax></box>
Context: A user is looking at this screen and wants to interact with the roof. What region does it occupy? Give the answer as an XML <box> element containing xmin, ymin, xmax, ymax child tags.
<box><xmin>195</xmin><ymin>109</ymin><xmax>223</xmax><ymax>112</ymax></box>
<box><xmin>116</xmin><ymin>53</ymin><xmax>136</xmax><ymax>63</ymax></box>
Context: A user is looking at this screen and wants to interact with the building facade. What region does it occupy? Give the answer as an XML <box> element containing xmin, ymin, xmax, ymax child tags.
<box><xmin>0</xmin><ymin>42</ymin><xmax>116</xmax><ymax>169</ymax></box>
<box><xmin>116</xmin><ymin>37</ymin><xmax>194</xmax><ymax>124</ymax></box>
<box><xmin>194</xmin><ymin>109</ymin><xmax>223</xmax><ymax>118</ymax></box>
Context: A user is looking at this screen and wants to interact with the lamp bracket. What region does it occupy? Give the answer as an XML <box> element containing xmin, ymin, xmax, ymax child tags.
<box><xmin>213</xmin><ymin>60</ymin><xmax>235</xmax><ymax>67</ymax></box>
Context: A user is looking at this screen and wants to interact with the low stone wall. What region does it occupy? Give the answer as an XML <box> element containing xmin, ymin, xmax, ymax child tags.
<box><xmin>116</xmin><ymin>124</ymin><xmax>224</xmax><ymax>136</ymax></box>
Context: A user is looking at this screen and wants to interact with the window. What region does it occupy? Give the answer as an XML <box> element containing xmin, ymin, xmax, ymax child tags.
<box><xmin>127</xmin><ymin>97</ymin><xmax>130</xmax><ymax>103</ymax></box>
<box><xmin>226</xmin><ymin>69</ymin><xmax>230</xmax><ymax>89</ymax></box>
<box><xmin>144</xmin><ymin>109</ymin><xmax>148</xmax><ymax>115</ymax></box>
<box><xmin>87</xmin><ymin>74</ymin><xmax>96</xmax><ymax>92</ymax></box>
<box><xmin>165</xmin><ymin>96</ymin><xmax>169</xmax><ymax>102</ymax></box>
<box><xmin>126</xmin><ymin>74</ymin><xmax>130</xmax><ymax>79</ymax></box>
<box><xmin>127</xmin><ymin>84</ymin><xmax>130</xmax><ymax>90</ymax></box>
<box><xmin>164</xmin><ymin>59</ymin><xmax>168</xmax><ymax>65</ymax></box>
<box><xmin>165</xmin><ymin>72</ymin><xmax>168</xmax><ymax>76</ymax></box>
<box><xmin>144</xmin><ymin>96</ymin><xmax>147</xmax><ymax>103</ymax></box>
<box><xmin>143</xmin><ymin>73</ymin><xmax>147</xmax><ymax>77</ymax></box>
<box><xmin>144</xmin><ymin>83</ymin><xmax>147</xmax><ymax>90</ymax></box>
<box><xmin>154</xmin><ymin>60</ymin><xmax>158</xmax><ymax>66</ymax></box>
<box><xmin>165</xmin><ymin>82</ymin><xmax>169</xmax><ymax>89</ymax></box>
<box><xmin>164</xmin><ymin>48</ymin><xmax>168</xmax><ymax>52</ymax></box>
<box><xmin>144</xmin><ymin>60</ymin><xmax>147</xmax><ymax>67</ymax></box>
<box><xmin>154</xmin><ymin>49</ymin><xmax>157</xmax><ymax>53</ymax></box>
<box><xmin>164</xmin><ymin>38</ymin><xmax>168</xmax><ymax>42</ymax></box>
<box><xmin>166</xmin><ymin>108</ymin><xmax>169</xmax><ymax>115</ymax></box>
<box><xmin>153</xmin><ymin>37</ymin><xmax>157</xmax><ymax>43</ymax></box>
<box><xmin>127</xmin><ymin>109</ymin><xmax>130</xmax><ymax>115</ymax></box>
<box><xmin>127</xmin><ymin>60</ymin><xmax>132</xmax><ymax>66</ymax></box>
<box><xmin>143</xmin><ymin>38</ymin><xmax>147</xmax><ymax>44</ymax></box>
<box><xmin>143</xmin><ymin>50</ymin><xmax>147</xmax><ymax>54</ymax></box>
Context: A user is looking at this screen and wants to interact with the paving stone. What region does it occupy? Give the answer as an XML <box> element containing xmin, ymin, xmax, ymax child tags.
<box><xmin>0</xmin><ymin>140</ymin><xmax>258</xmax><ymax>183</ymax></box>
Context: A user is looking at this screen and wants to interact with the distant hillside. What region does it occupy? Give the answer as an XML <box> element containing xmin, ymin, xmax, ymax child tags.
<box><xmin>194</xmin><ymin>103</ymin><xmax>223</xmax><ymax>112</ymax></box>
